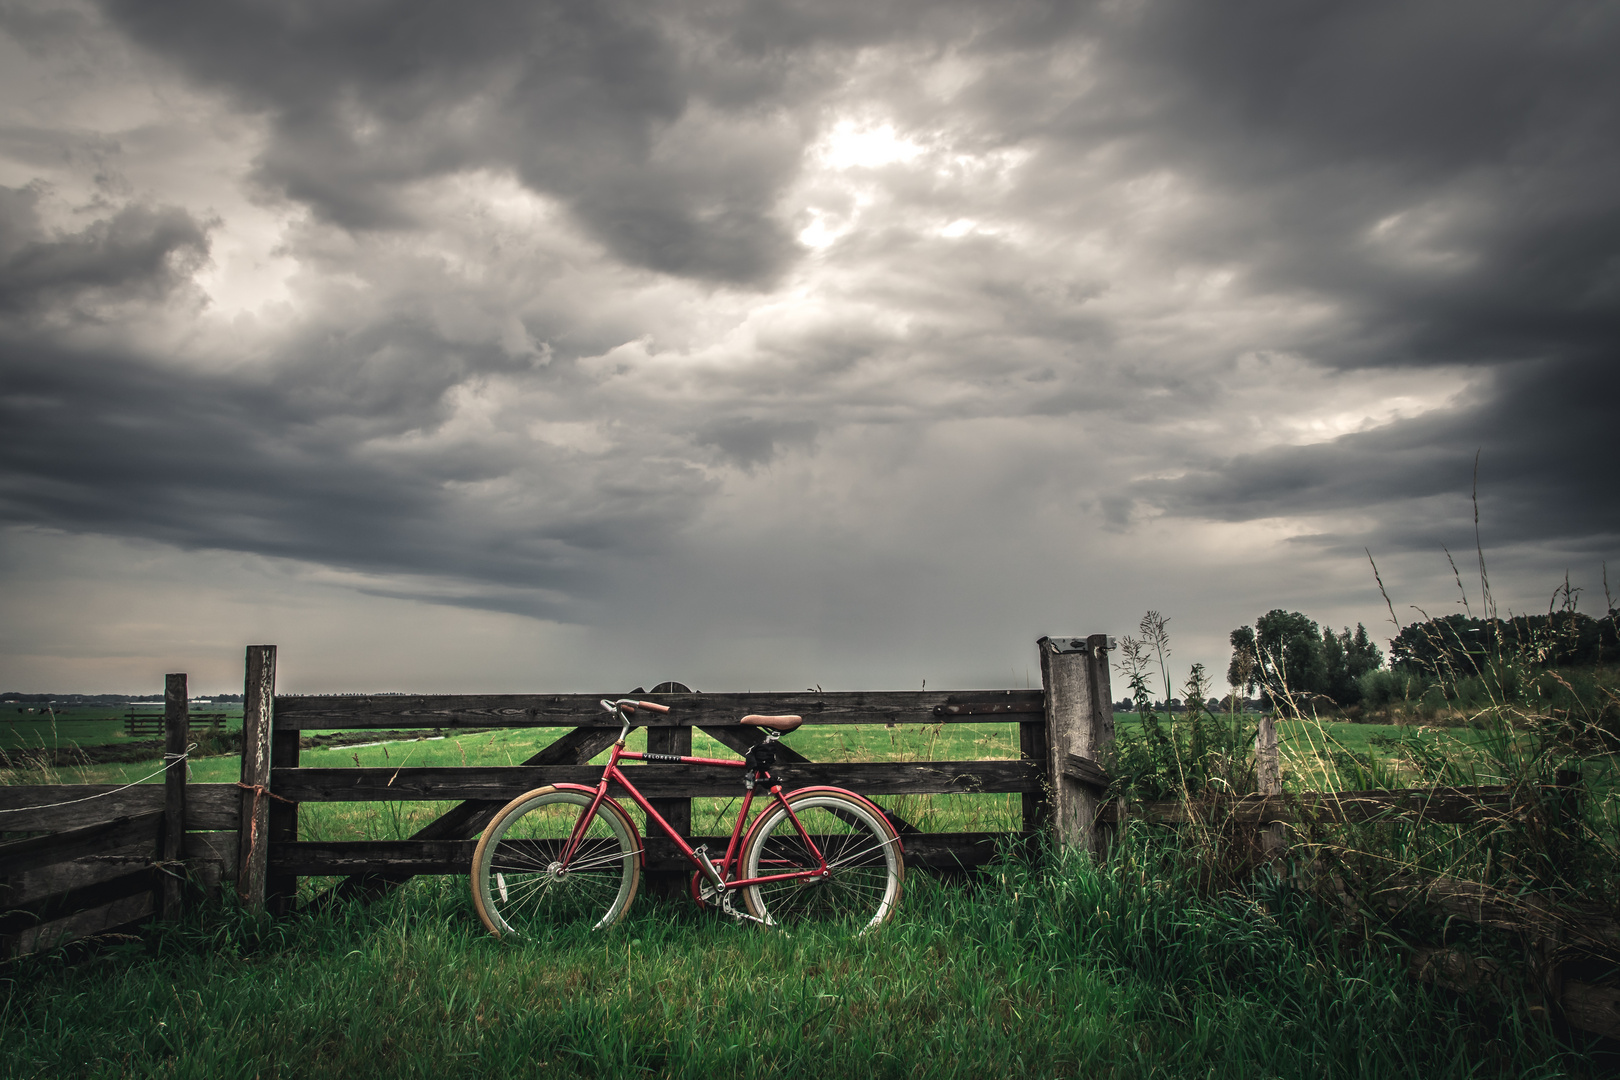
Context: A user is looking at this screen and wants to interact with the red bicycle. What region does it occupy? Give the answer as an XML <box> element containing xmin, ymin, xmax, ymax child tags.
<box><xmin>471</xmin><ymin>698</ymin><xmax>905</xmax><ymax>936</ymax></box>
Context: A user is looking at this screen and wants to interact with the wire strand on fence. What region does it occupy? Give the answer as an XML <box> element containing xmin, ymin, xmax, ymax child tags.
<box><xmin>0</xmin><ymin>744</ymin><xmax>196</xmax><ymax>816</ymax></box>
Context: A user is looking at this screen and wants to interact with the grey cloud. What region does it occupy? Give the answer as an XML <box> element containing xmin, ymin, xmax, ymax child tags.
<box><xmin>0</xmin><ymin>320</ymin><xmax>714</xmax><ymax>620</ymax></box>
<box><xmin>95</xmin><ymin>0</ymin><xmax>817</xmax><ymax>283</ymax></box>
<box><xmin>1141</xmin><ymin>357</ymin><xmax>1619</xmax><ymax>556</ymax></box>
<box><xmin>938</xmin><ymin>1</ymin><xmax>1620</xmax><ymax>560</ymax></box>
<box><xmin>0</xmin><ymin>185</ymin><xmax>210</xmax><ymax>311</ymax></box>
<box><xmin>1078</xmin><ymin>2</ymin><xmax>1620</xmax><ymax>372</ymax></box>
<box><xmin>695</xmin><ymin>416</ymin><xmax>817</xmax><ymax>468</ymax></box>
<box><xmin>3</xmin><ymin>0</ymin><xmax>1618</xmax><ymax>684</ymax></box>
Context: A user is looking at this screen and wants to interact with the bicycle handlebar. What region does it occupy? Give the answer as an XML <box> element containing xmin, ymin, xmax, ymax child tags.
<box><xmin>599</xmin><ymin>698</ymin><xmax>672</xmax><ymax>715</ymax></box>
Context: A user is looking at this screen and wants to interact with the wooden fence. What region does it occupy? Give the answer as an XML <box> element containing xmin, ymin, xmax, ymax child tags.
<box><xmin>3</xmin><ymin>639</ymin><xmax>1617</xmax><ymax>1041</ymax></box>
<box><xmin>248</xmin><ymin>636</ymin><xmax>1116</xmax><ymax>909</ymax></box>
<box><xmin>1</xmin><ymin>637</ymin><xmax>1117</xmax><ymax>942</ymax></box>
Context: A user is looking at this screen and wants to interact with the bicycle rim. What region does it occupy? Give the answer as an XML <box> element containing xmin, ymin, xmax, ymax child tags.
<box><xmin>472</xmin><ymin>789</ymin><xmax>640</xmax><ymax>936</ymax></box>
<box><xmin>741</xmin><ymin>792</ymin><xmax>902</xmax><ymax>932</ymax></box>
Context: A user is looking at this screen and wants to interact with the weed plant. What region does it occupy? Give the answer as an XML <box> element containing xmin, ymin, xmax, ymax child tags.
<box><xmin>1108</xmin><ymin>613</ymin><xmax>1257</xmax><ymax>803</ymax></box>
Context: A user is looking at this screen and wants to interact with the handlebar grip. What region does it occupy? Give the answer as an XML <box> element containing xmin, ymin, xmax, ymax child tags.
<box><xmin>637</xmin><ymin>700</ymin><xmax>671</xmax><ymax>713</ymax></box>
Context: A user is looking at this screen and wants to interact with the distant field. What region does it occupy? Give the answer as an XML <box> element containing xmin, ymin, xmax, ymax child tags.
<box><xmin>0</xmin><ymin>704</ymin><xmax>243</xmax><ymax>751</ymax></box>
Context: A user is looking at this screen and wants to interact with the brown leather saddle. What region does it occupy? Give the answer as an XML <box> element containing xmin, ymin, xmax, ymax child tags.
<box><xmin>739</xmin><ymin>714</ymin><xmax>803</xmax><ymax>733</ymax></box>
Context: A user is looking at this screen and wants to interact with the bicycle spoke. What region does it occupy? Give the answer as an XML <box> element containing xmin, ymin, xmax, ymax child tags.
<box><xmin>741</xmin><ymin>794</ymin><xmax>902</xmax><ymax>932</ymax></box>
<box><xmin>472</xmin><ymin>790</ymin><xmax>640</xmax><ymax>937</ymax></box>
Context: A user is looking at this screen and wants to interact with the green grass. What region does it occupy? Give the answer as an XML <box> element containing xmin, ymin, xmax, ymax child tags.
<box><xmin>1</xmin><ymin>841</ymin><xmax>1597</xmax><ymax>1080</ymax></box>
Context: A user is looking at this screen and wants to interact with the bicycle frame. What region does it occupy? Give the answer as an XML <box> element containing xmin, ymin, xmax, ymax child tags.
<box><xmin>558</xmin><ymin>704</ymin><xmax>829</xmax><ymax>892</ymax></box>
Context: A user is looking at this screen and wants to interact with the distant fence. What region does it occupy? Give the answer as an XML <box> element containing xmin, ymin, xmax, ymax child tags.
<box><xmin>1</xmin><ymin>676</ymin><xmax>239</xmax><ymax>957</ymax></box>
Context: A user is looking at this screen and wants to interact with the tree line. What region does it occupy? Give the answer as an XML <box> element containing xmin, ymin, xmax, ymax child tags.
<box><xmin>1227</xmin><ymin>605</ymin><xmax>1620</xmax><ymax>709</ymax></box>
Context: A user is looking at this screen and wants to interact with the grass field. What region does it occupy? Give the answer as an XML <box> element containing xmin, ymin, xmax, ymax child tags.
<box><xmin>3</xmin><ymin>709</ymin><xmax>1615</xmax><ymax>1077</ymax></box>
<box><xmin>1</xmin><ymin>842</ymin><xmax>1601</xmax><ymax>1080</ymax></box>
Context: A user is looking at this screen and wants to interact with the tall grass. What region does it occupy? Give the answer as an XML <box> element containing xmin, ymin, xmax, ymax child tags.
<box><xmin>2</xmin><ymin>835</ymin><xmax>1599</xmax><ymax>1079</ymax></box>
<box><xmin>1104</xmin><ymin>589</ymin><xmax>1620</xmax><ymax>1013</ymax></box>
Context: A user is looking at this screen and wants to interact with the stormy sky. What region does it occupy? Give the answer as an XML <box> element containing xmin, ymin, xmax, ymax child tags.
<box><xmin>1</xmin><ymin>0</ymin><xmax>1615</xmax><ymax>696</ymax></box>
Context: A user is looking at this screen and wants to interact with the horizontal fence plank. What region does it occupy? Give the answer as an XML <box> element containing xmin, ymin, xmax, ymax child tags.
<box><xmin>2</xmin><ymin>890</ymin><xmax>153</xmax><ymax>959</ymax></box>
<box><xmin>1103</xmin><ymin>786</ymin><xmax>1518</xmax><ymax>826</ymax></box>
<box><xmin>273</xmin><ymin>690</ymin><xmax>1045</xmax><ymax>731</ymax></box>
<box><xmin>0</xmin><ymin>812</ymin><xmax>162</xmax><ymax>878</ymax></box>
<box><xmin>272</xmin><ymin>840</ymin><xmax>476</xmax><ymax>876</ymax></box>
<box><xmin>0</xmin><ymin>842</ymin><xmax>156</xmax><ymax>908</ymax></box>
<box><xmin>1062</xmin><ymin>753</ymin><xmax>1111</xmax><ymax>792</ymax></box>
<box><xmin>0</xmin><ymin>784</ymin><xmax>240</xmax><ymax>833</ymax></box>
<box><xmin>1382</xmin><ymin>872</ymin><xmax>1620</xmax><ymax>949</ymax></box>
<box><xmin>272</xmin><ymin>831</ymin><xmax>1032</xmax><ymax>877</ymax></box>
<box><xmin>1562</xmin><ymin>980</ymin><xmax>1620</xmax><ymax>1042</ymax></box>
<box><xmin>270</xmin><ymin>760</ymin><xmax>1037</xmax><ymax>802</ymax></box>
<box><xmin>0</xmin><ymin>867</ymin><xmax>156</xmax><ymax>937</ymax></box>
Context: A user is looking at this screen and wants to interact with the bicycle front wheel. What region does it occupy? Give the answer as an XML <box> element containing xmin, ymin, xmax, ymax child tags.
<box><xmin>739</xmin><ymin>790</ymin><xmax>903</xmax><ymax>932</ymax></box>
<box><xmin>471</xmin><ymin>787</ymin><xmax>641</xmax><ymax>936</ymax></box>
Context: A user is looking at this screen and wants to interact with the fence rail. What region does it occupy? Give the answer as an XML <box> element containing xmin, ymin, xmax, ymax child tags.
<box><xmin>268</xmin><ymin>760</ymin><xmax>1040</xmax><ymax>802</ymax></box>
<box><xmin>271</xmin><ymin>690</ymin><xmax>1046</xmax><ymax>730</ymax></box>
<box><xmin>1104</xmin><ymin>785</ymin><xmax>1522</xmax><ymax>826</ymax></box>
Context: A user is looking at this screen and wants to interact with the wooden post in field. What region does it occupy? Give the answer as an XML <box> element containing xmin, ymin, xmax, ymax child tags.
<box><xmin>1255</xmin><ymin>710</ymin><xmax>1285</xmax><ymax>856</ymax></box>
<box><xmin>645</xmin><ymin>717</ymin><xmax>693</xmax><ymax>898</ymax></box>
<box><xmin>266</xmin><ymin>703</ymin><xmax>301</xmax><ymax>917</ymax></box>
<box><xmin>1040</xmin><ymin>634</ymin><xmax>1116</xmax><ymax>854</ymax></box>
<box><xmin>1020</xmin><ymin>714</ymin><xmax>1049</xmax><ymax>833</ymax></box>
<box><xmin>237</xmin><ymin>646</ymin><xmax>276</xmax><ymax>910</ymax></box>
<box><xmin>160</xmin><ymin>673</ymin><xmax>189</xmax><ymax>921</ymax></box>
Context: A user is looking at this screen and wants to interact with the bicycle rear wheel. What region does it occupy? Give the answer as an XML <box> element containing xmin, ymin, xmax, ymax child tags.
<box><xmin>739</xmin><ymin>790</ymin><xmax>903</xmax><ymax>932</ymax></box>
<box><xmin>471</xmin><ymin>787</ymin><xmax>641</xmax><ymax>936</ymax></box>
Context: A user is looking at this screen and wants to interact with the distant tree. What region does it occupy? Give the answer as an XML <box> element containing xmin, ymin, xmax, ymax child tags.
<box><xmin>1227</xmin><ymin>626</ymin><xmax>1258</xmax><ymax>695</ymax></box>
<box><xmin>1392</xmin><ymin>609</ymin><xmax>1618</xmax><ymax>674</ymax></box>
<box><xmin>1255</xmin><ymin>610</ymin><xmax>1328</xmax><ymax>704</ymax></box>
<box><xmin>1230</xmin><ymin>612</ymin><xmax>1387</xmax><ymax>709</ymax></box>
<box><xmin>1346</xmin><ymin>623</ymin><xmax>1384</xmax><ymax>676</ymax></box>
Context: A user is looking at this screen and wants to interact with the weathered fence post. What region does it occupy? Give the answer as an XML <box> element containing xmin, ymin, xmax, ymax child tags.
<box><xmin>645</xmin><ymin>719</ymin><xmax>693</xmax><ymax>897</ymax></box>
<box><xmin>266</xmin><ymin>702</ymin><xmax>301</xmax><ymax>916</ymax></box>
<box><xmin>1255</xmin><ymin>709</ymin><xmax>1285</xmax><ymax>856</ymax></box>
<box><xmin>1039</xmin><ymin>634</ymin><xmax>1115</xmax><ymax>854</ymax></box>
<box><xmin>1020</xmin><ymin>713</ymin><xmax>1049</xmax><ymax>834</ymax></box>
<box><xmin>160</xmin><ymin>673</ymin><xmax>188</xmax><ymax>921</ymax></box>
<box><xmin>237</xmin><ymin>645</ymin><xmax>276</xmax><ymax>910</ymax></box>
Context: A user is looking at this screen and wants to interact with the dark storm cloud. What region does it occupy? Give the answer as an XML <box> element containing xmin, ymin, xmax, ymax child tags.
<box><xmin>0</xmin><ymin>171</ymin><xmax>714</xmax><ymax>617</ymax></box>
<box><xmin>0</xmin><ymin>184</ymin><xmax>210</xmax><ymax>311</ymax></box>
<box><xmin>3</xmin><ymin>0</ymin><xmax>1618</xmax><ymax>675</ymax></box>
<box><xmin>93</xmin><ymin>0</ymin><xmax>828</xmax><ymax>282</ymax></box>
<box><xmin>695</xmin><ymin>416</ymin><xmax>818</xmax><ymax>468</ymax></box>
<box><xmin>1028</xmin><ymin>1</ymin><xmax>1620</xmax><ymax>550</ymax></box>
<box><xmin>1143</xmin><ymin>356</ymin><xmax>1619</xmax><ymax>557</ymax></box>
<box><xmin>0</xmin><ymin>329</ymin><xmax>715</xmax><ymax>619</ymax></box>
